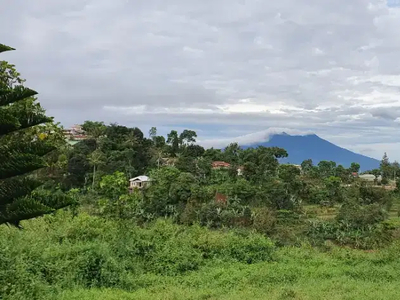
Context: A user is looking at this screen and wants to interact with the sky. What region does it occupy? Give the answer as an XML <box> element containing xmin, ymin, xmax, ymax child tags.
<box><xmin>1</xmin><ymin>0</ymin><xmax>400</xmax><ymax>160</ymax></box>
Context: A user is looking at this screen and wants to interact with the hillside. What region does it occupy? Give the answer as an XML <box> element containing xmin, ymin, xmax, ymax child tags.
<box><xmin>242</xmin><ymin>133</ymin><xmax>380</xmax><ymax>171</ymax></box>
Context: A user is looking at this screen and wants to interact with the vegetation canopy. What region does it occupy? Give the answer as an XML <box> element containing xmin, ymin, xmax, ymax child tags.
<box><xmin>0</xmin><ymin>44</ymin><xmax>73</xmax><ymax>227</ymax></box>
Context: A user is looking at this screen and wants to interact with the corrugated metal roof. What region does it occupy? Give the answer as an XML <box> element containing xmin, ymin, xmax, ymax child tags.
<box><xmin>129</xmin><ymin>175</ymin><xmax>150</xmax><ymax>182</ymax></box>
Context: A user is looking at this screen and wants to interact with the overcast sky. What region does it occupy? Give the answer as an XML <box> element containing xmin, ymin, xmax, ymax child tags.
<box><xmin>1</xmin><ymin>0</ymin><xmax>400</xmax><ymax>160</ymax></box>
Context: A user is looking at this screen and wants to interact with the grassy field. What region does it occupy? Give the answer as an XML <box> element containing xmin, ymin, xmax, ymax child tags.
<box><xmin>57</xmin><ymin>245</ymin><xmax>400</xmax><ymax>300</ymax></box>
<box><xmin>2</xmin><ymin>211</ymin><xmax>400</xmax><ymax>300</ymax></box>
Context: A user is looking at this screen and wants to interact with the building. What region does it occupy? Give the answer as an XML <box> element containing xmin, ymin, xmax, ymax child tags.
<box><xmin>129</xmin><ymin>175</ymin><xmax>151</xmax><ymax>190</ymax></box>
<box><xmin>359</xmin><ymin>174</ymin><xmax>382</xmax><ymax>182</ymax></box>
<box><xmin>211</xmin><ymin>161</ymin><xmax>231</xmax><ymax>169</ymax></box>
<box><xmin>63</xmin><ymin>124</ymin><xmax>88</xmax><ymax>144</ymax></box>
<box><xmin>211</xmin><ymin>161</ymin><xmax>244</xmax><ymax>176</ymax></box>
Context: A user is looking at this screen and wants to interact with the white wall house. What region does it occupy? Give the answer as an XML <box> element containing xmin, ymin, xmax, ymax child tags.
<box><xmin>129</xmin><ymin>175</ymin><xmax>151</xmax><ymax>190</ymax></box>
<box><xmin>359</xmin><ymin>174</ymin><xmax>382</xmax><ymax>182</ymax></box>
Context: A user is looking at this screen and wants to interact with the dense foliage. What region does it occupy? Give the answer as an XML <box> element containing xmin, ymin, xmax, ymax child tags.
<box><xmin>0</xmin><ymin>44</ymin><xmax>73</xmax><ymax>227</ymax></box>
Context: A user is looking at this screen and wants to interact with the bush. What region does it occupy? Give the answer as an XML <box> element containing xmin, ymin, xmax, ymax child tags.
<box><xmin>197</xmin><ymin>199</ymin><xmax>253</xmax><ymax>229</ymax></box>
<box><xmin>192</xmin><ymin>226</ymin><xmax>275</xmax><ymax>263</ymax></box>
<box><xmin>253</xmin><ymin>207</ymin><xmax>277</xmax><ymax>234</ymax></box>
<box><xmin>307</xmin><ymin>219</ymin><xmax>393</xmax><ymax>249</ymax></box>
<box><xmin>336</xmin><ymin>202</ymin><xmax>388</xmax><ymax>229</ymax></box>
<box><xmin>358</xmin><ymin>184</ymin><xmax>392</xmax><ymax>208</ymax></box>
<box><xmin>0</xmin><ymin>209</ymin><xmax>277</xmax><ymax>299</ymax></box>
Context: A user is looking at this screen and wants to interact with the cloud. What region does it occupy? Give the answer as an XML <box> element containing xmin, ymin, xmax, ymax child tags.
<box><xmin>198</xmin><ymin>128</ymin><xmax>313</xmax><ymax>149</ymax></box>
<box><xmin>2</xmin><ymin>0</ymin><xmax>400</xmax><ymax>159</ymax></box>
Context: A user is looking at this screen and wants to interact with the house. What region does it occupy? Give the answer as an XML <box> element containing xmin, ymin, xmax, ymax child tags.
<box><xmin>211</xmin><ymin>161</ymin><xmax>244</xmax><ymax>176</ymax></box>
<box><xmin>129</xmin><ymin>175</ymin><xmax>151</xmax><ymax>190</ymax></box>
<box><xmin>63</xmin><ymin>124</ymin><xmax>88</xmax><ymax>144</ymax></box>
<box><xmin>211</xmin><ymin>161</ymin><xmax>231</xmax><ymax>169</ymax></box>
<box><xmin>359</xmin><ymin>174</ymin><xmax>382</xmax><ymax>182</ymax></box>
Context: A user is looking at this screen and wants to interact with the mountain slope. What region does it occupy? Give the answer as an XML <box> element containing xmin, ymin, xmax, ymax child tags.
<box><xmin>242</xmin><ymin>133</ymin><xmax>380</xmax><ymax>171</ymax></box>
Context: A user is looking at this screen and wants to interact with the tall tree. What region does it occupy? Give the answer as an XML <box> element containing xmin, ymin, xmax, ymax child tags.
<box><xmin>149</xmin><ymin>127</ymin><xmax>157</xmax><ymax>140</ymax></box>
<box><xmin>82</xmin><ymin>120</ymin><xmax>106</xmax><ymax>149</ymax></box>
<box><xmin>88</xmin><ymin>150</ymin><xmax>106</xmax><ymax>190</ymax></box>
<box><xmin>380</xmin><ymin>152</ymin><xmax>391</xmax><ymax>184</ymax></box>
<box><xmin>224</xmin><ymin>142</ymin><xmax>241</xmax><ymax>164</ymax></box>
<box><xmin>167</xmin><ymin>130</ymin><xmax>180</xmax><ymax>156</ymax></box>
<box><xmin>0</xmin><ymin>44</ymin><xmax>72</xmax><ymax>227</ymax></box>
<box><xmin>300</xmin><ymin>159</ymin><xmax>313</xmax><ymax>174</ymax></box>
<box><xmin>349</xmin><ymin>162</ymin><xmax>360</xmax><ymax>173</ymax></box>
<box><xmin>179</xmin><ymin>129</ymin><xmax>197</xmax><ymax>146</ymax></box>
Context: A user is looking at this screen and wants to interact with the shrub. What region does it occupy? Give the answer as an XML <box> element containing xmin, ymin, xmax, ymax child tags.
<box><xmin>192</xmin><ymin>227</ymin><xmax>275</xmax><ymax>263</ymax></box>
<box><xmin>252</xmin><ymin>207</ymin><xmax>277</xmax><ymax>235</ymax></box>
<box><xmin>307</xmin><ymin>219</ymin><xmax>393</xmax><ymax>249</ymax></box>
<box><xmin>0</xmin><ymin>212</ymin><xmax>276</xmax><ymax>299</ymax></box>
<box><xmin>336</xmin><ymin>202</ymin><xmax>387</xmax><ymax>229</ymax></box>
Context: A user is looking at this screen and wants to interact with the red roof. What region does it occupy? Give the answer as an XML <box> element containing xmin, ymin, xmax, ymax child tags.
<box><xmin>212</xmin><ymin>161</ymin><xmax>231</xmax><ymax>168</ymax></box>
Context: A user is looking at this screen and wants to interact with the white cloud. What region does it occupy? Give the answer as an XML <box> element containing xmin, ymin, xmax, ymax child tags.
<box><xmin>2</xmin><ymin>0</ymin><xmax>400</xmax><ymax>158</ymax></box>
<box><xmin>199</xmin><ymin>128</ymin><xmax>314</xmax><ymax>149</ymax></box>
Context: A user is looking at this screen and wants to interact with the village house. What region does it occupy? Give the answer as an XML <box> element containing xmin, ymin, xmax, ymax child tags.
<box><xmin>63</xmin><ymin>124</ymin><xmax>88</xmax><ymax>145</ymax></box>
<box><xmin>211</xmin><ymin>161</ymin><xmax>231</xmax><ymax>169</ymax></box>
<box><xmin>129</xmin><ymin>175</ymin><xmax>151</xmax><ymax>190</ymax></box>
<box><xmin>359</xmin><ymin>174</ymin><xmax>382</xmax><ymax>182</ymax></box>
<box><xmin>211</xmin><ymin>161</ymin><xmax>244</xmax><ymax>176</ymax></box>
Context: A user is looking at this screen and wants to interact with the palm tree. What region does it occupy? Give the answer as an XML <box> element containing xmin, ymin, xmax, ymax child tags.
<box><xmin>124</xmin><ymin>131</ymin><xmax>138</xmax><ymax>148</ymax></box>
<box><xmin>88</xmin><ymin>150</ymin><xmax>105</xmax><ymax>190</ymax></box>
<box><xmin>150</xmin><ymin>147</ymin><xmax>165</xmax><ymax>169</ymax></box>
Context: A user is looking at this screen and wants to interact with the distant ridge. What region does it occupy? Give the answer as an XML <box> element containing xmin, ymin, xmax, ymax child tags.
<box><xmin>242</xmin><ymin>133</ymin><xmax>380</xmax><ymax>172</ymax></box>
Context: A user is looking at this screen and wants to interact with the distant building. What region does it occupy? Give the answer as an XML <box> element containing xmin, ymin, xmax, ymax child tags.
<box><xmin>129</xmin><ymin>175</ymin><xmax>151</xmax><ymax>190</ymax></box>
<box><xmin>291</xmin><ymin>164</ymin><xmax>302</xmax><ymax>170</ymax></box>
<box><xmin>211</xmin><ymin>161</ymin><xmax>231</xmax><ymax>169</ymax></box>
<box><xmin>359</xmin><ymin>174</ymin><xmax>382</xmax><ymax>182</ymax></box>
<box><xmin>212</xmin><ymin>161</ymin><xmax>244</xmax><ymax>176</ymax></box>
<box><xmin>63</xmin><ymin>124</ymin><xmax>88</xmax><ymax>144</ymax></box>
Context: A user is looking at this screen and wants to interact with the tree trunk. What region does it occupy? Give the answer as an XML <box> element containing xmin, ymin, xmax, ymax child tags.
<box><xmin>92</xmin><ymin>165</ymin><xmax>96</xmax><ymax>190</ymax></box>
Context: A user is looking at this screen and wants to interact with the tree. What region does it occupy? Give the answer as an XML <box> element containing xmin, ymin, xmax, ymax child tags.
<box><xmin>0</xmin><ymin>44</ymin><xmax>72</xmax><ymax>227</ymax></box>
<box><xmin>167</xmin><ymin>130</ymin><xmax>180</xmax><ymax>156</ymax></box>
<box><xmin>301</xmin><ymin>159</ymin><xmax>313</xmax><ymax>173</ymax></box>
<box><xmin>183</xmin><ymin>144</ymin><xmax>205</xmax><ymax>158</ymax></box>
<box><xmin>240</xmin><ymin>146</ymin><xmax>288</xmax><ymax>183</ymax></box>
<box><xmin>88</xmin><ymin>150</ymin><xmax>106</xmax><ymax>190</ymax></box>
<box><xmin>317</xmin><ymin>161</ymin><xmax>336</xmax><ymax>178</ymax></box>
<box><xmin>124</xmin><ymin>131</ymin><xmax>139</xmax><ymax>148</ymax></box>
<box><xmin>82</xmin><ymin>121</ymin><xmax>106</xmax><ymax>149</ymax></box>
<box><xmin>223</xmin><ymin>142</ymin><xmax>241</xmax><ymax>164</ymax></box>
<box><xmin>149</xmin><ymin>127</ymin><xmax>157</xmax><ymax>140</ymax></box>
<box><xmin>349</xmin><ymin>162</ymin><xmax>360</xmax><ymax>173</ymax></box>
<box><xmin>390</xmin><ymin>161</ymin><xmax>400</xmax><ymax>181</ymax></box>
<box><xmin>179</xmin><ymin>129</ymin><xmax>197</xmax><ymax>146</ymax></box>
<box><xmin>380</xmin><ymin>153</ymin><xmax>391</xmax><ymax>184</ymax></box>
<box><xmin>335</xmin><ymin>165</ymin><xmax>350</xmax><ymax>183</ymax></box>
<box><xmin>324</xmin><ymin>176</ymin><xmax>344</xmax><ymax>203</ymax></box>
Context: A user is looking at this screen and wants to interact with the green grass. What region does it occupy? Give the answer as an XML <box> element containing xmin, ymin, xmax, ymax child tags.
<box><xmin>3</xmin><ymin>211</ymin><xmax>400</xmax><ymax>300</ymax></box>
<box><xmin>57</xmin><ymin>245</ymin><xmax>400</xmax><ymax>300</ymax></box>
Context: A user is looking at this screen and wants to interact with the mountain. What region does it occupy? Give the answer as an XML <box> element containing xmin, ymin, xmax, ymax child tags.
<box><xmin>242</xmin><ymin>133</ymin><xmax>380</xmax><ymax>172</ymax></box>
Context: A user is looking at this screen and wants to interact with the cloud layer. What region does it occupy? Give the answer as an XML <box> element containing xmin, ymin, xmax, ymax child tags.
<box><xmin>2</xmin><ymin>0</ymin><xmax>400</xmax><ymax>160</ymax></box>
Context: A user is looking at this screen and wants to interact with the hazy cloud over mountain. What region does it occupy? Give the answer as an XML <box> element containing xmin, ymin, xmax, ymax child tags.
<box><xmin>1</xmin><ymin>0</ymin><xmax>400</xmax><ymax>159</ymax></box>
